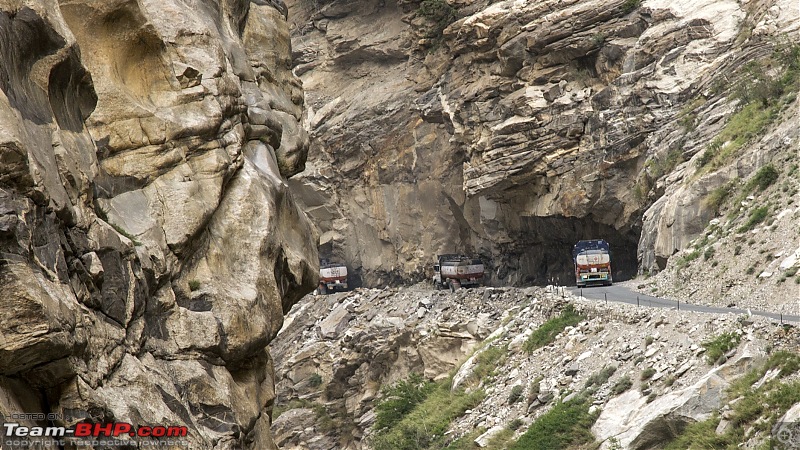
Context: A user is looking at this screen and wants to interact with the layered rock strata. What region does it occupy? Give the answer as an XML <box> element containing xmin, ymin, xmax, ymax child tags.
<box><xmin>0</xmin><ymin>1</ymin><xmax>317</xmax><ymax>448</ymax></box>
<box><xmin>288</xmin><ymin>0</ymin><xmax>799</xmax><ymax>288</ymax></box>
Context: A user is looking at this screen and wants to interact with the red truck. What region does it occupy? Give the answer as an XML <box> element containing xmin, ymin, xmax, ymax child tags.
<box><xmin>573</xmin><ymin>240</ymin><xmax>613</xmax><ymax>287</ymax></box>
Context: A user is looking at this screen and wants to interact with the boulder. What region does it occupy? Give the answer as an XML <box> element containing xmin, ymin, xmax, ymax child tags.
<box><xmin>593</xmin><ymin>342</ymin><xmax>763</xmax><ymax>449</ymax></box>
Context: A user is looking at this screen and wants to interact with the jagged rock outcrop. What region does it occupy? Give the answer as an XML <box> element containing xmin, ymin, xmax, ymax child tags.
<box><xmin>271</xmin><ymin>286</ymin><xmax>504</xmax><ymax>447</ymax></box>
<box><xmin>271</xmin><ymin>286</ymin><xmax>796</xmax><ymax>449</ymax></box>
<box><xmin>0</xmin><ymin>1</ymin><xmax>317</xmax><ymax>448</ymax></box>
<box><xmin>287</xmin><ymin>0</ymin><xmax>799</xmax><ymax>288</ymax></box>
<box><xmin>593</xmin><ymin>341</ymin><xmax>763</xmax><ymax>449</ymax></box>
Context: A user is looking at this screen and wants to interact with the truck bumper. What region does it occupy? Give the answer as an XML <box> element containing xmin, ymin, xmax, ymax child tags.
<box><xmin>577</xmin><ymin>273</ymin><xmax>611</xmax><ymax>286</ymax></box>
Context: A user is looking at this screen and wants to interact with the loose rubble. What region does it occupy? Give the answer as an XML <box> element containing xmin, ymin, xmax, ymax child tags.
<box><xmin>271</xmin><ymin>285</ymin><xmax>800</xmax><ymax>449</ymax></box>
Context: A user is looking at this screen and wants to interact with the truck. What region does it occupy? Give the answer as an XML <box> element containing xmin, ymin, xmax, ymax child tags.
<box><xmin>572</xmin><ymin>239</ymin><xmax>612</xmax><ymax>287</ymax></box>
<box><xmin>318</xmin><ymin>260</ymin><xmax>348</xmax><ymax>294</ymax></box>
<box><xmin>433</xmin><ymin>254</ymin><xmax>484</xmax><ymax>291</ymax></box>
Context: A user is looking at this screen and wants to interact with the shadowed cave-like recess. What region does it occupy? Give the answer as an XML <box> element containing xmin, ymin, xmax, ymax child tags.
<box><xmin>484</xmin><ymin>215</ymin><xmax>641</xmax><ymax>287</ymax></box>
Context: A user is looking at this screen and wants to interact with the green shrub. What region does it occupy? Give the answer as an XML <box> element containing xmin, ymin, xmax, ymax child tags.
<box><xmin>374</xmin><ymin>373</ymin><xmax>436</xmax><ymax>431</ymax></box>
<box><xmin>703</xmin><ymin>247</ymin><xmax>716</xmax><ymax>261</ymax></box>
<box><xmin>622</xmin><ymin>0</ymin><xmax>641</xmax><ymax>14</ymax></box>
<box><xmin>508</xmin><ymin>396</ymin><xmax>598</xmax><ymax>450</ymax></box>
<box><xmin>734</xmin><ymin>245</ymin><xmax>742</xmax><ymax>255</ymax></box>
<box><xmin>584</xmin><ymin>366</ymin><xmax>617</xmax><ymax>389</ymax></box>
<box><xmin>417</xmin><ymin>0</ymin><xmax>456</xmax><ymax>40</ymax></box>
<box><xmin>611</xmin><ymin>376</ymin><xmax>633</xmax><ymax>395</ymax></box>
<box><xmin>508</xmin><ymin>385</ymin><xmax>524</xmax><ymax>405</ymax></box>
<box><xmin>188</xmin><ymin>279</ymin><xmax>201</xmax><ymax>291</ymax></box>
<box><xmin>704</xmin><ymin>181</ymin><xmax>737</xmax><ymax>214</ymax></box>
<box><xmin>308</xmin><ymin>373</ymin><xmax>323</xmax><ymax>387</ymax></box>
<box><xmin>647</xmin><ymin>147</ymin><xmax>684</xmax><ymax>179</ymax></box>
<box><xmin>109</xmin><ymin>222</ymin><xmax>142</xmax><ymax>246</ymax></box>
<box><xmin>746</xmin><ymin>165</ymin><xmax>779</xmax><ymax>192</ymax></box>
<box><xmin>738</xmin><ymin>206</ymin><xmax>769</xmax><ymax>232</ymax></box>
<box><xmin>371</xmin><ymin>377</ymin><xmax>484</xmax><ymax>450</ymax></box>
<box><xmin>524</xmin><ymin>305</ymin><xmax>585</xmax><ymax>353</ymax></box>
<box><xmin>702</xmin><ymin>332</ymin><xmax>741</xmax><ymax>364</ymax></box>
<box><xmin>592</xmin><ymin>32</ymin><xmax>606</xmax><ymax>47</ymax></box>
<box><xmin>675</xmin><ymin>249</ymin><xmax>701</xmax><ymax>269</ymax></box>
<box><xmin>641</xmin><ymin>367</ymin><xmax>656</xmax><ymax>381</ymax></box>
<box><xmin>697</xmin><ymin>139</ymin><xmax>721</xmax><ymax>168</ymax></box>
<box><xmin>508</xmin><ymin>419</ymin><xmax>524</xmax><ymax>431</ymax></box>
<box><xmin>645</xmin><ymin>336</ymin><xmax>654</xmax><ymax>347</ymax></box>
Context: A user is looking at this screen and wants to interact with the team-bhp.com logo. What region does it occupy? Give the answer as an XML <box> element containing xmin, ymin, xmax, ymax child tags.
<box><xmin>4</xmin><ymin>422</ymin><xmax>189</xmax><ymax>448</ymax></box>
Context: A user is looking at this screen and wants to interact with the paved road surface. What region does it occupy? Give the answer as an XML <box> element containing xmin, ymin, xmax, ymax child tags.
<box><xmin>565</xmin><ymin>284</ymin><xmax>800</xmax><ymax>324</ymax></box>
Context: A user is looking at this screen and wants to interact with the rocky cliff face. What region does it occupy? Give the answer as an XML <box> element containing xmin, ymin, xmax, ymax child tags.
<box><xmin>1</xmin><ymin>1</ymin><xmax>317</xmax><ymax>448</ymax></box>
<box><xmin>288</xmin><ymin>0</ymin><xmax>799</xmax><ymax>288</ymax></box>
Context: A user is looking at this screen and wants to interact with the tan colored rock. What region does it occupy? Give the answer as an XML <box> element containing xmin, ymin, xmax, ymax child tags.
<box><xmin>289</xmin><ymin>0</ymin><xmax>797</xmax><ymax>287</ymax></box>
<box><xmin>0</xmin><ymin>1</ymin><xmax>316</xmax><ymax>448</ymax></box>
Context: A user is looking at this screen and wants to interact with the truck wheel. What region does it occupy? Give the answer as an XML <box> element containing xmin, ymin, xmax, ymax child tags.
<box><xmin>434</xmin><ymin>281</ymin><xmax>443</xmax><ymax>290</ymax></box>
<box><xmin>319</xmin><ymin>285</ymin><xmax>328</xmax><ymax>295</ymax></box>
<box><xmin>451</xmin><ymin>280</ymin><xmax>461</xmax><ymax>292</ymax></box>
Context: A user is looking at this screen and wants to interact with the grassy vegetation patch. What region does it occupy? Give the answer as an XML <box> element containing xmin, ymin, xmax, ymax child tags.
<box><xmin>666</xmin><ymin>351</ymin><xmax>800</xmax><ymax>449</ymax></box>
<box><xmin>704</xmin><ymin>181</ymin><xmax>736</xmax><ymax>214</ymax></box>
<box><xmin>701</xmin><ymin>331</ymin><xmax>742</xmax><ymax>364</ymax></box>
<box><xmin>611</xmin><ymin>376</ymin><xmax>633</xmax><ymax>395</ymax></box>
<box><xmin>508</xmin><ymin>395</ymin><xmax>599</xmax><ymax>450</ymax></box>
<box><xmin>697</xmin><ymin>43</ymin><xmax>800</xmax><ymax>171</ymax></box>
<box><xmin>675</xmin><ymin>249</ymin><xmax>701</xmax><ymax>269</ymax></box>
<box><xmin>468</xmin><ymin>345</ymin><xmax>508</xmax><ymax>386</ymax></box>
<box><xmin>584</xmin><ymin>366</ymin><xmax>617</xmax><ymax>389</ymax></box>
<box><xmin>524</xmin><ymin>305</ymin><xmax>585</xmax><ymax>353</ymax></box>
<box><xmin>678</xmin><ymin>97</ymin><xmax>706</xmax><ymax>131</ymax></box>
<box><xmin>746</xmin><ymin>165</ymin><xmax>780</xmax><ymax>192</ymax></box>
<box><xmin>698</xmin><ymin>103</ymin><xmax>778</xmax><ymax>169</ymax></box>
<box><xmin>374</xmin><ymin>373</ymin><xmax>436</xmax><ymax>431</ymax></box>
<box><xmin>371</xmin><ymin>376</ymin><xmax>484</xmax><ymax>450</ymax></box>
<box><xmin>738</xmin><ymin>206</ymin><xmax>769</xmax><ymax>232</ymax></box>
<box><xmin>443</xmin><ymin>429</ymin><xmax>484</xmax><ymax>450</ymax></box>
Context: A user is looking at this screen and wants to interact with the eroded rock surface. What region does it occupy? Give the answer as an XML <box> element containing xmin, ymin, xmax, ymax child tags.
<box><xmin>0</xmin><ymin>1</ymin><xmax>317</xmax><ymax>448</ymax></box>
<box><xmin>288</xmin><ymin>0</ymin><xmax>799</xmax><ymax>288</ymax></box>
<box><xmin>271</xmin><ymin>285</ymin><xmax>796</xmax><ymax>449</ymax></box>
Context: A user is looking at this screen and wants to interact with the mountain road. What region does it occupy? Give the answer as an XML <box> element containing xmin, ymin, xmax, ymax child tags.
<box><xmin>565</xmin><ymin>284</ymin><xmax>800</xmax><ymax>324</ymax></box>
